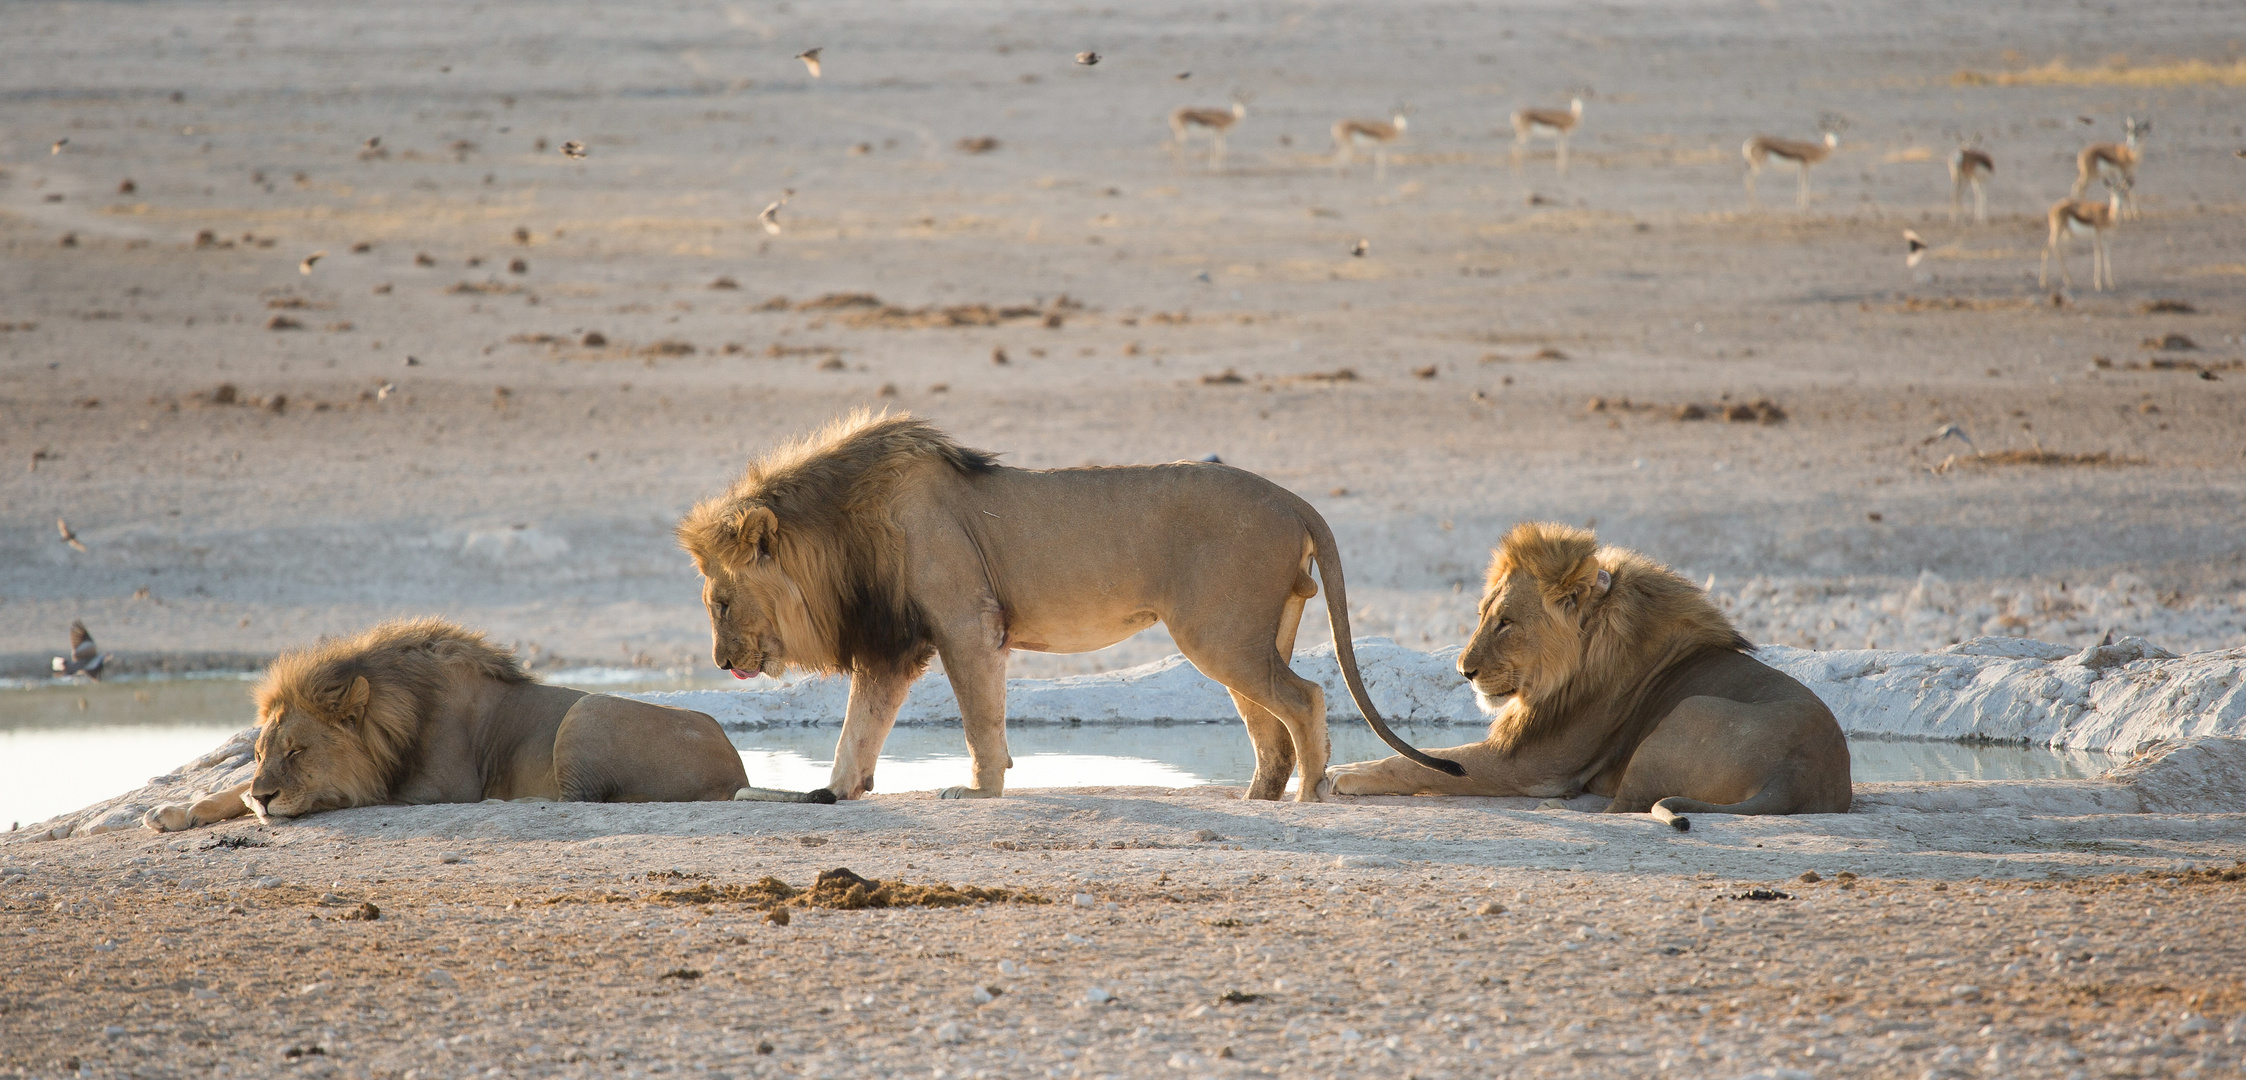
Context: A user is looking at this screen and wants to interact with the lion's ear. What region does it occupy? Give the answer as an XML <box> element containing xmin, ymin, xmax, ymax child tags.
<box><xmin>324</xmin><ymin>675</ymin><xmax>371</xmax><ymax>724</ymax></box>
<box><xmin>722</xmin><ymin>504</ymin><xmax>780</xmax><ymax>564</ymax></box>
<box><xmin>1557</xmin><ymin>556</ymin><xmax>1608</xmax><ymax>614</ymax></box>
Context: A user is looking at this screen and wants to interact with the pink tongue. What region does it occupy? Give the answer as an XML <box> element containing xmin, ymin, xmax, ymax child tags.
<box><xmin>732</xmin><ymin>669</ymin><xmax>751</xmax><ymax>680</ymax></box>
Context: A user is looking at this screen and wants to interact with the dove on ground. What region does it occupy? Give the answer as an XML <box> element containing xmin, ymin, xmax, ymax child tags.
<box><xmin>53</xmin><ymin>620</ymin><xmax>107</xmax><ymax>680</ymax></box>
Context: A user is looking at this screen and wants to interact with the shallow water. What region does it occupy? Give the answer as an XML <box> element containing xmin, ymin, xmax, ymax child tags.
<box><xmin>2</xmin><ymin>677</ymin><xmax>2120</xmax><ymax>828</ymax></box>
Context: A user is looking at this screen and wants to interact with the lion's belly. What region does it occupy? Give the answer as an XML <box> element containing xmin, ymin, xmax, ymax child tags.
<box><xmin>1005</xmin><ymin>609</ymin><xmax>1158</xmax><ymax>654</ymax></box>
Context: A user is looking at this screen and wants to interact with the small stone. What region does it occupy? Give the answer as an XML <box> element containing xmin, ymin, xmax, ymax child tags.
<box><xmin>997</xmin><ymin>959</ymin><xmax>1022</xmax><ymax>976</ymax></box>
<box><xmin>970</xmin><ymin>986</ymin><xmax>994</xmax><ymax>1005</ymax></box>
<box><xmin>1072</xmin><ymin>893</ymin><xmax>1096</xmax><ymax>908</ymax></box>
<box><xmin>1947</xmin><ymin>984</ymin><xmax>1981</xmax><ymax>1001</ymax></box>
<box><xmin>934</xmin><ymin>1021</ymin><xmax>966</xmax><ymax>1044</ymax></box>
<box><xmin>298</xmin><ymin>982</ymin><xmax>328</xmax><ymax>997</ymax></box>
<box><xmin>1476</xmin><ymin>901</ymin><xmax>1506</xmax><ymax>916</ymax></box>
<box><xmin>2178</xmin><ymin>1014</ymin><xmax>2213</xmax><ymax>1034</ymax></box>
<box><xmin>318</xmin><ymin>892</ymin><xmax>343</xmax><ymax>905</ymax></box>
<box><xmin>104</xmin><ymin>1025</ymin><xmax>125</xmax><ymax>1038</ymax></box>
<box><xmin>341</xmin><ymin>901</ymin><xmax>381</xmax><ymax>921</ymax></box>
<box><xmin>438</xmin><ymin>852</ymin><xmax>463</xmax><ymax>864</ymax></box>
<box><xmin>425</xmin><ymin>969</ymin><xmax>457</xmax><ymax>988</ymax></box>
<box><xmin>253</xmin><ymin>876</ymin><xmax>284</xmax><ymax>889</ymax></box>
<box><xmin>1062</xmin><ymin>933</ymin><xmax>1090</xmax><ymax>945</ymax></box>
<box><xmin>190</xmin><ymin>987</ymin><xmax>219</xmax><ymax>1000</ymax></box>
<box><xmin>1083</xmin><ymin>987</ymin><xmax>1113</xmax><ymax>1005</ymax></box>
<box><xmin>1339</xmin><ymin>1027</ymin><xmax>1364</xmax><ymax>1044</ymax></box>
<box><xmin>1191</xmin><ymin>829</ymin><xmax>1223</xmax><ymax>842</ymax></box>
<box><xmin>95</xmin><ymin>941</ymin><xmax>116</xmax><ymax>952</ymax></box>
<box><xmin>1799</xmin><ymin>871</ymin><xmax>1822</xmax><ymax>883</ymax></box>
<box><xmin>765</xmin><ymin>907</ymin><xmax>791</xmax><ymax>927</ymax></box>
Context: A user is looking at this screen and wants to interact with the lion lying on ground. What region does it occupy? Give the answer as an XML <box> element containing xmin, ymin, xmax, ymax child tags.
<box><xmin>1325</xmin><ymin>522</ymin><xmax>1850</xmax><ymax>828</ymax></box>
<box><xmin>675</xmin><ymin>409</ymin><xmax>1457</xmax><ymax>802</ymax></box>
<box><xmin>143</xmin><ymin>618</ymin><xmax>829</xmax><ymax>831</ymax></box>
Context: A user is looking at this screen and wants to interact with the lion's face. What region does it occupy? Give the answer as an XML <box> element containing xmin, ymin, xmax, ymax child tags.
<box><xmin>246</xmin><ymin>676</ymin><xmax>383</xmax><ymax>820</ymax></box>
<box><xmin>701</xmin><ymin>562</ymin><xmax>814</xmax><ymax>679</ymax></box>
<box><xmin>1457</xmin><ymin>570</ymin><xmax>1589</xmax><ymax>713</ymax></box>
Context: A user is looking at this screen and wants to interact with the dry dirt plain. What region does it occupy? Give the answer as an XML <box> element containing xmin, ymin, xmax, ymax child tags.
<box><xmin>4</xmin><ymin>0</ymin><xmax>2246</xmax><ymax>1076</ymax></box>
<box><xmin>2</xmin><ymin>0</ymin><xmax>2243</xmax><ymax>677</ymax></box>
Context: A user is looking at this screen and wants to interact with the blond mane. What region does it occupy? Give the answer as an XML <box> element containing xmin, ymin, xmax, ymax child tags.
<box><xmin>1483</xmin><ymin>522</ymin><xmax>1750</xmax><ymax>754</ymax></box>
<box><xmin>254</xmin><ymin>617</ymin><xmax>531</xmax><ymax>802</ymax></box>
<box><xmin>675</xmin><ymin>410</ymin><xmax>999</xmax><ymax>674</ymax></box>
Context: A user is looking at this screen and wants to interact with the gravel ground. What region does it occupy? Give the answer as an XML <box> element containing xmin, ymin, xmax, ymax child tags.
<box><xmin>5</xmin><ymin>792</ymin><xmax>2245</xmax><ymax>1080</ymax></box>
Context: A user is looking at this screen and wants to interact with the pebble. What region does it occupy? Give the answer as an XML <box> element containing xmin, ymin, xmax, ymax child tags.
<box><xmin>1947</xmin><ymin>984</ymin><xmax>1981</xmax><ymax>1001</ymax></box>
<box><xmin>103</xmin><ymin>1025</ymin><xmax>125</xmax><ymax>1038</ymax></box>
<box><xmin>997</xmin><ymin>960</ymin><xmax>1022</xmax><ymax>976</ymax></box>
<box><xmin>253</xmin><ymin>876</ymin><xmax>284</xmax><ymax>889</ymax></box>
<box><xmin>298</xmin><ymin>983</ymin><xmax>328</xmax><ymax>997</ymax></box>
<box><xmin>969</xmin><ymin>986</ymin><xmax>994</xmax><ymax>1005</ymax></box>
<box><xmin>1334</xmin><ymin>855</ymin><xmax>1401</xmax><ymax>869</ymax></box>
<box><xmin>319</xmin><ymin>892</ymin><xmax>343</xmax><ymax>905</ymax></box>
<box><xmin>190</xmin><ymin>987</ymin><xmax>219</xmax><ymax>1000</ymax></box>
<box><xmin>933</xmin><ymin>1021</ymin><xmax>966</xmax><ymax>1044</ymax></box>
<box><xmin>1071</xmin><ymin>893</ymin><xmax>1096</xmax><ymax>907</ymax></box>
<box><xmin>1083</xmin><ymin>987</ymin><xmax>1113</xmax><ymax>1005</ymax></box>
<box><xmin>1476</xmin><ymin>901</ymin><xmax>1507</xmax><ymax>916</ymax></box>
<box><xmin>1192</xmin><ymin>829</ymin><xmax>1223</xmax><ymax>842</ymax></box>
<box><xmin>438</xmin><ymin>852</ymin><xmax>463</xmax><ymax>864</ymax></box>
<box><xmin>425</xmin><ymin>969</ymin><xmax>457</xmax><ymax>987</ymax></box>
<box><xmin>1062</xmin><ymin>933</ymin><xmax>1090</xmax><ymax>945</ymax></box>
<box><xmin>95</xmin><ymin>941</ymin><xmax>116</xmax><ymax>952</ymax></box>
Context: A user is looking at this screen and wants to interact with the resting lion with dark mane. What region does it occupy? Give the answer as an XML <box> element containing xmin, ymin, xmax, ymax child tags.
<box><xmin>1325</xmin><ymin>523</ymin><xmax>1850</xmax><ymax>828</ymax></box>
<box><xmin>675</xmin><ymin>410</ymin><xmax>1457</xmax><ymax>802</ymax></box>
<box><xmin>142</xmin><ymin>618</ymin><xmax>826</xmax><ymax>831</ymax></box>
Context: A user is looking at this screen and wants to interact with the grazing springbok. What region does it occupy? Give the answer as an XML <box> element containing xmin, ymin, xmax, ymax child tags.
<box><xmin>1169</xmin><ymin>97</ymin><xmax>1247</xmax><ymax>172</ymax></box>
<box><xmin>2040</xmin><ymin>192</ymin><xmax>2121</xmax><ymax>292</ymax></box>
<box><xmin>1743</xmin><ymin>131</ymin><xmax>1838</xmax><ymax>209</ymax></box>
<box><xmin>2073</xmin><ymin>117</ymin><xmax>2148</xmax><ymax>219</ymax></box>
<box><xmin>1332</xmin><ymin>111</ymin><xmax>1409</xmax><ymax>180</ymax></box>
<box><xmin>1511</xmin><ymin>97</ymin><xmax>1584</xmax><ymax>174</ymax></box>
<box><xmin>1949</xmin><ymin>146</ymin><xmax>1994</xmax><ymax>224</ymax></box>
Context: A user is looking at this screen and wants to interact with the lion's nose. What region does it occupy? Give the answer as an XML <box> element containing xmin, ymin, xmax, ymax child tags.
<box><xmin>246</xmin><ymin>791</ymin><xmax>273</xmax><ymax>814</ymax></box>
<box><xmin>1459</xmin><ymin>668</ymin><xmax>1477</xmax><ymax>681</ymax></box>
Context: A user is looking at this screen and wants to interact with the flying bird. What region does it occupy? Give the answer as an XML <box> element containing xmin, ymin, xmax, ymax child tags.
<box><xmin>795</xmin><ymin>48</ymin><xmax>823</xmax><ymax>78</ymax></box>
<box><xmin>559</xmin><ymin>140</ymin><xmax>586</xmax><ymax>159</ymax></box>
<box><xmin>52</xmin><ymin>620</ymin><xmax>107</xmax><ymax>680</ymax></box>
<box><xmin>1903</xmin><ymin>229</ymin><xmax>1928</xmax><ymax>268</ymax></box>
<box><xmin>57</xmin><ymin>516</ymin><xmax>87</xmax><ymax>552</ymax></box>
<box><xmin>1350</xmin><ymin>238</ymin><xmax>1369</xmax><ymax>257</ymax></box>
<box><xmin>1075</xmin><ymin>51</ymin><xmax>1101</xmax><ymax>66</ymax></box>
<box><xmin>758</xmin><ymin>188</ymin><xmax>795</xmax><ymax>235</ymax></box>
<box><xmin>1925</xmin><ymin>423</ymin><xmax>1975</xmax><ymax>449</ymax></box>
<box><xmin>299</xmin><ymin>251</ymin><xmax>326</xmax><ymax>275</ymax></box>
<box><xmin>1174</xmin><ymin>72</ymin><xmax>1191</xmax><ymax>80</ymax></box>
<box><xmin>51</xmin><ymin>138</ymin><xmax>68</xmax><ymax>155</ymax></box>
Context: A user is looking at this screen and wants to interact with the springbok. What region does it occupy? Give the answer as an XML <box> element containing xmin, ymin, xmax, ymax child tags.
<box><xmin>1169</xmin><ymin>97</ymin><xmax>1246</xmax><ymax>172</ymax></box>
<box><xmin>1332</xmin><ymin>111</ymin><xmax>1408</xmax><ymax>180</ymax></box>
<box><xmin>1949</xmin><ymin>146</ymin><xmax>1993</xmax><ymax>224</ymax></box>
<box><xmin>2073</xmin><ymin>117</ymin><xmax>2147</xmax><ymax>219</ymax></box>
<box><xmin>2040</xmin><ymin>192</ymin><xmax>2120</xmax><ymax>292</ymax></box>
<box><xmin>1511</xmin><ymin>97</ymin><xmax>1583</xmax><ymax>174</ymax></box>
<box><xmin>1743</xmin><ymin>131</ymin><xmax>1838</xmax><ymax>209</ymax></box>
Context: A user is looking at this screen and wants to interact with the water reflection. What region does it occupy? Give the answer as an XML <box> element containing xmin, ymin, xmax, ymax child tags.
<box><xmin>1</xmin><ymin>676</ymin><xmax>2123</xmax><ymax>828</ymax></box>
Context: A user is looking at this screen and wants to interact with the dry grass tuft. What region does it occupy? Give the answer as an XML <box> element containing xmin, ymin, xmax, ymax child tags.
<box><xmin>1954</xmin><ymin>57</ymin><xmax>2246</xmax><ymax>88</ymax></box>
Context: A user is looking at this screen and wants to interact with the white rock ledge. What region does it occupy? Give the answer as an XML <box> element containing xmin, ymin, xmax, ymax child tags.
<box><xmin>11</xmin><ymin>637</ymin><xmax>2244</xmax><ymax>842</ymax></box>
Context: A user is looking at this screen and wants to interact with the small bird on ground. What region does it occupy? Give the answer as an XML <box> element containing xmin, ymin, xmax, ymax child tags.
<box><xmin>1174</xmin><ymin>72</ymin><xmax>1191</xmax><ymax>80</ymax></box>
<box><xmin>51</xmin><ymin>138</ymin><xmax>68</xmax><ymax>155</ymax></box>
<box><xmin>2077</xmin><ymin>116</ymin><xmax>2096</xmax><ymax>125</ymax></box>
<box><xmin>559</xmin><ymin>140</ymin><xmax>586</xmax><ymax>159</ymax></box>
<box><xmin>758</xmin><ymin>189</ymin><xmax>795</xmax><ymax>235</ymax></box>
<box><xmin>53</xmin><ymin>620</ymin><xmax>107</xmax><ymax>680</ymax></box>
<box><xmin>1350</xmin><ymin>238</ymin><xmax>1369</xmax><ymax>257</ymax></box>
<box><xmin>57</xmin><ymin>517</ymin><xmax>87</xmax><ymax>552</ymax></box>
<box><xmin>1075</xmin><ymin>51</ymin><xmax>1100</xmax><ymax>66</ymax></box>
<box><xmin>795</xmin><ymin>48</ymin><xmax>823</xmax><ymax>78</ymax></box>
<box><xmin>299</xmin><ymin>251</ymin><xmax>326</xmax><ymax>275</ymax></box>
<box><xmin>1903</xmin><ymin>229</ymin><xmax>1928</xmax><ymax>268</ymax></box>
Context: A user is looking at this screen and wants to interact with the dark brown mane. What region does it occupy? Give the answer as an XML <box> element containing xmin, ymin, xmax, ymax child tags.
<box><xmin>255</xmin><ymin>617</ymin><xmax>532</xmax><ymax>798</ymax></box>
<box><xmin>677</xmin><ymin>410</ymin><xmax>1000</xmax><ymax>675</ymax></box>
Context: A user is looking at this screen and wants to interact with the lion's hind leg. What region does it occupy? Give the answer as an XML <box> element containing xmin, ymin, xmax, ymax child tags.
<box><xmin>1226</xmin><ymin>689</ymin><xmax>1298</xmax><ymax>801</ymax></box>
<box><xmin>1179</xmin><ymin>585</ymin><xmax>1330</xmax><ymax>802</ymax></box>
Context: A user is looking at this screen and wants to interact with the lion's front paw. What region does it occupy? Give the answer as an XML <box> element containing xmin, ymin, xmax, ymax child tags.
<box><xmin>142</xmin><ymin>804</ymin><xmax>196</xmax><ymax>832</ymax></box>
<box><xmin>938</xmin><ymin>785</ymin><xmax>1001</xmax><ymax>800</ymax></box>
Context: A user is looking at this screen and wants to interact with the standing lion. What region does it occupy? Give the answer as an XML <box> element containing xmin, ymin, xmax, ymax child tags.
<box><xmin>1326</xmin><ymin>522</ymin><xmax>1851</xmax><ymax>828</ymax></box>
<box><xmin>675</xmin><ymin>410</ymin><xmax>1459</xmax><ymax>802</ymax></box>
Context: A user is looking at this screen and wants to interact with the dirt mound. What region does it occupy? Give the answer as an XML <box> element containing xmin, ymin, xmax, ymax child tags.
<box><xmin>647</xmin><ymin>867</ymin><xmax>1050</xmax><ymax>911</ymax></box>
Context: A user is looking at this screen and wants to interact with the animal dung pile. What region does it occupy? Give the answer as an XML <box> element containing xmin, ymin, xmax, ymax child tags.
<box><xmin>1585</xmin><ymin>397</ymin><xmax>1786</xmax><ymax>423</ymax></box>
<box><xmin>647</xmin><ymin>867</ymin><xmax>1050</xmax><ymax>912</ymax></box>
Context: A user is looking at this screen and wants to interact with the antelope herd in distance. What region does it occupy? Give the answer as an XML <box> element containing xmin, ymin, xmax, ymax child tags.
<box><xmin>1153</xmin><ymin>77</ymin><xmax>2152</xmax><ymax>294</ymax></box>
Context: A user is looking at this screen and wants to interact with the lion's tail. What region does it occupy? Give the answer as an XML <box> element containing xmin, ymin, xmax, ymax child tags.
<box><xmin>1648</xmin><ymin>788</ymin><xmax>1802</xmax><ymax>832</ymax></box>
<box><xmin>733</xmin><ymin>786</ymin><xmax>839</xmax><ymax>804</ymax></box>
<box><xmin>1288</xmin><ymin>494</ymin><xmax>1466</xmax><ymax>778</ymax></box>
